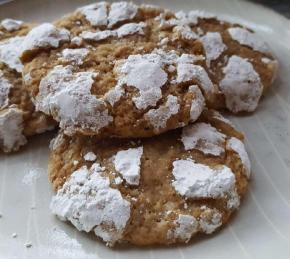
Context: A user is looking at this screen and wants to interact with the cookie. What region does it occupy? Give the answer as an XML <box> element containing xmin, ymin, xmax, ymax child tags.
<box><xmin>49</xmin><ymin>110</ymin><xmax>250</xmax><ymax>246</ymax></box>
<box><xmin>0</xmin><ymin>19</ymin><xmax>55</xmax><ymax>153</ymax></box>
<box><xmin>19</xmin><ymin>2</ymin><xmax>277</xmax><ymax>139</ymax></box>
<box><xmin>19</xmin><ymin>2</ymin><xmax>222</xmax><ymax>138</ymax></box>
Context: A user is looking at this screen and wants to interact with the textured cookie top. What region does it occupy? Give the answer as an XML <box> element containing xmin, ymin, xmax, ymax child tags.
<box><xmin>49</xmin><ymin>110</ymin><xmax>249</xmax><ymax>246</ymax></box>
<box><xmin>0</xmin><ymin>19</ymin><xmax>55</xmax><ymax>153</ymax></box>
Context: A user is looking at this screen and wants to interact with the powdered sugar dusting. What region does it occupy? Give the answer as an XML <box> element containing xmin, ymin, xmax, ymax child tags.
<box><xmin>1</xmin><ymin>18</ymin><xmax>23</xmax><ymax>32</ymax></box>
<box><xmin>50</xmin><ymin>164</ymin><xmax>131</xmax><ymax>246</ymax></box>
<box><xmin>227</xmin><ymin>137</ymin><xmax>251</xmax><ymax>178</ymax></box>
<box><xmin>113</xmin><ymin>146</ymin><xmax>143</xmax><ymax>186</ymax></box>
<box><xmin>228</xmin><ymin>27</ymin><xmax>270</xmax><ymax>54</ymax></box>
<box><xmin>37</xmin><ymin>65</ymin><xmax>113</xmax><ymax>135</ymax></box>
<box><xmin>108</xmin><ymin>2</ymin><xmax>138</xmax><ymax>28</ymax></box>
<box><xmin>60</xmin><ymin>48</ymin><xmax>89</xmax><ymax>65</ymax></box>
<box><xmin>84</xmin><ymin>151</ymin><xmax>97</xmax><ymax>162</ymax></box>
<box><xmin>0</xmin><ymin>107</ymin><xmax>27</xmax><ymax>153</ymax></box>
<box><xmin>172</xmin><ymin>214</ymin><xmax>198</xmax><ymax>242</ymax></box>
<box><xmin>220</xmin><ymin>55</ymin><xmax>263</xmax><ymax>113</ymax></box>
<box><xmin>211</xmin><ymin>110</ymin><xmax>236</xmax><ymax>128</ymax></box>
<box><xmin>80</xmin><ymin>22</ymin><xmax>145</xmax><ymax>42</ymax></box>
<box><xmin>172</xmin><ymin>159</ymin><xmax>235</xmax><ymax>199</ymax></box>
<box><xmin>114</xmin><ymin>52</ymin><xmax>168</xmax><ymax>110</ymax></box>
<box><xmin>200</xmin><ymin>32</ymin><xmax>227</xmax><ymax>66</ymax></box>
<box><xmin>0</xmin><ymin>36</ymin><xmax>24</xmax><ymax>72</ymax></box>
<box><xmin>20</xmin><ymin>23</ymin><xmax>70</xmax><ymax>56</ymax></box>
<box><xmin>199</xmin><ymin>206</ymin><xmax>222</xmax><ymax>234</ymax></box>
<box><xmin>181</xmin><ymin>123</ymin><xmax>226</xmax><ymax>156</ymax></box>
<box><xmin>0</xmin><ymin>71</ymin><xmax>12</xmax><ymax>109</ymax></box>
<box><xmin>145</xmin><ymin>95</ymin><xmax>179</xmax><ymax>130</ymax></box>
<box><xmin>78</xmin><ymin>2</ymin><xmax>108</xmax><ymax>26</ymax></box>
<box><xmin>188</xmin><ymin>85</ymin><xmax>205</xmax><ymax>122</ymax></box>
<box><xmin>173</xmin><ymin>25</ymin><xmax>198</xmax><ymax>40</ymax></box>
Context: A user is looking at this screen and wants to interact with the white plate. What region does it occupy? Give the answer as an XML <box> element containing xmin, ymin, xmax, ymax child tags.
<box><xmin>1</xmin><ymin>0</ymin><xmax>290</xmax><ymax>258</ymax></box>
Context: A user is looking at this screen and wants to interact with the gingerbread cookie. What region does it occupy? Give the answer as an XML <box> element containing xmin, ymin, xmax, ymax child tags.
<box><xmin>49</xmin><ymin>110</ymin><xmax>250</xmax><ymax>246</ymax></box>
<box><xmin>0</xmin><ymin>19</ymin><xmax>55</xmax><ymax>153</ymax></box>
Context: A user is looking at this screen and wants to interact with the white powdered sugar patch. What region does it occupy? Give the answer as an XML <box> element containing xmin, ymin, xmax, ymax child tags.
<box><xmin>181</xmin><ymin>123</ymin><xmax>226</xmax><ymax>156</ymax></box>
<box><xmin>173</xmin><ymin>25</ymin><xmax>198</xmax><ymax>40</ymax></box>
<box><xmin>171</xmin><ymin>214</ymin><xmax>198</xmax><ymax>242</ymax></box>
<box><xmin>220</xmin><ymin>55</ymin><xmax>263</xmax><ymax>113</ymax></box>
<box><xmin>84</xmin><ymin>151</ymin><xmax>97</xmax><ymax>162</ymax></box>
<box><xmin>108</xmin><ymin>2</ymin><xmax>138</xmax><ymax>28</ymax></box>
<box><xmin>175</xmin><ymin>56</ymin><xmax>216</xmax><ymax>99</ymax></box>
<box><xmin>200</xmin><ymin>32</ymin><xmax>227</xmax><ymax>66</ymax></box>
<box><xmin>80</xmin><ymin>22</ymin><xmax>145</xmax><ymax>42</ymax></box>
<box><xmin>20</xmin><ymin>23</ymin><xmax>70</xmax><ymax>56</ymax></box>
<box><xmin>113</xmin><ymin>49</ymin><xmax>208</xmax><ymax>110</ymax></box>
<box><xmin>227</xmin><ymin>188</ymin><xmax>240</xmax><ymax>209</ymax></box>
<box><xmin>172</xmin><ymin>159</ymin><xmax>235</xmax><ymax>199</ymax></box>
<box><xmin>116</xmin><ymin>22</ymin><xmax>145</xmax><ymax>37</ymax></box>
<box><xmin>60</xmin><ymin>48</ymin><xmax>89</xmax><ymax>65</ymax></box>
<box><xmin>0</xmin><ymin>71</ymin><xmax>12</xmax><ymax>109</ymax></box>
<box><xmin>227</xmin><ymin>137</ymin><xmax>251</xmax><ymax>178</ymax></box>
<box><xmin>199</xmin><ymin>206</ymin><xmax>222</xmax><ymax>234</ymax></box>
<box><xmin>50</xmin><ymin>163</ymin><xmax>131</xmax><ymax>245</ymax></box>
<box><xmin>228</xmin><ymin>27</ymin><xmax>270</xmax><ymax>54</ymax></box>
<box><xmin>144</xmin><ymin>95</ymin><xmax>179</xmax><ymax>130</ymax></box>
<box><xmin>1</xmin><ymin>18</ymin><xmax>23</xmax><ymax>31</ymax></box>
<box><xmin>114</xmin><ymin>52</ymin><xmax>168</xmax><ymax>110</ymax></box>
<box><xmin>104</xmin><ymin>85</ymin><xmax>124</xmax><ymax>106</ymax></box>
<box><xmin>37</xmin><ymin>65</ymin><xmax>113</xmax><ymax>135</ymax></box>
<box><xmin>0</xmin><ymin>36</ymin><xmax>24</xmax><ymax>72</ymax></box>
<box><xmin>188</xmin><ymin>85</ymin><xmax>205</xmax><ymax>122</ymax></box>
<box><xmin>113</xmin><ymin>146</ymin><xmax>143</xmax><ymax>186</ymax></box>
<box><xmin>80</xmin><ymin>30</ymin><xmax>116</xmax><ymax>41</ymax></box>
<box><xmin>78</xmin><ymin>2</ymin><xmax>108</xmax><ymax>26</ymax></box>
<box><xmin>0</xmin><ymin>107</ymin><xmax>27</xmax><ymax>153</ymax></box>
<box><xmin>71</xmin><ymin>36</ymin><xmax>83</xmax><ymax>46</ymax></box>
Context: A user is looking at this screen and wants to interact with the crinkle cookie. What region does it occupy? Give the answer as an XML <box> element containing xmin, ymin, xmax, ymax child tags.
<box><xmin>0</xmin><ymin>19</ymin><xmax>55</xmax><ymax>153</ymax></box>
<box><xmin>19</xmin><ymin>2</ymin><xmax>221</xmax><ymax>138</ymax></box>
<box><xmin>49</xmin><ymin>110</ymin><xmax>250</xmax><ymax>246</ymax></box>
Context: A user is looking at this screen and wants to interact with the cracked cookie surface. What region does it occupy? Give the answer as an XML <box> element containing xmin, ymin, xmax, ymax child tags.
<box><xmin>49</xmin><ymin>110</ymin><xmax>250</xmax><ymax>246</ymax></box>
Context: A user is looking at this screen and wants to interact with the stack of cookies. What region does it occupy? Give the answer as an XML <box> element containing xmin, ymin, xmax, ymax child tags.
<box><xmin>0</xmin><ymin>2</ymin><xmax>278</xmax><ymax>247</ymax></box>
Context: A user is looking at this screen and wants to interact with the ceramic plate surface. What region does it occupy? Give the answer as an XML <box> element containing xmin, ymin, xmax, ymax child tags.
<box><xmin>0</xmin><ymin>0</ymin><xmax>290</xmax><ymax>258</ymax></box>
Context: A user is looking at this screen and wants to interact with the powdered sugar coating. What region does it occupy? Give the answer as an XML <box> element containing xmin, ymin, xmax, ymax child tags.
<box><xmin>50</xmin><ymin>164</ymin><xmax>131</xmax><ymax>245</ymax></box>
<box><xmin>78</xmin><ymin>2</ymin><xmax>108</xmax><ymax>26</ymax></box>
<box><xmin>176</xmin><ymin>60</ymin><xmax>216</xmax><ymax>99</ymax></box>
<box><xmin>108</xmin><ymin>2</ymin><xmax>138</xmax><ymax>28</ymax></box>
<box><xmin>84</xmin><ymin>151</ymin><xmax>97</xmax><ymax>162</ymax></box>
<box><xmin>0</xmin><ymin>36</ymin><xmax>24</xmax><ymax>72</ymax></box>
<box><xmin>37</xmin><ymin>65</ymin><xmax>113</xmax><ymax>135</ymax></box>
<box><xmin>200</xmin><ymin>32</ymin><xmax>227</xmax><ymax>66</ymax></box>
<box><xmin>60</xmin><ymin>48</ymin><xmax>89</xmax><ymax>65</ymax></box>
<box><xmin>144</xmin><ymin>95</ymin><xmax>180</xmax><ymax>130</ymax></box>
<box><xmin>211</xmin><ymin>110</ymin><xmax>236</xmax><ymax>128</ymax></box>
<box><xmin>0</xmin><ymin>107</ymin><xmax>27</xmax><ymax>152</ymax></box>
<box><xmin>172</xmin><ymin>159</ymin><xmax>235</xmax><ymax>199</ymax></box>
<box><xmin>173</xmin><ymin>25</ymin><xmax>198</xmax><ymax>40</ymax></box>
<box><xmin>20</xmin><ymin>23</ymin><xmax>70</xmax><ymax>56</ymax></box>
<box><xmin>115</xmin><ymin>53</ymin><xmax>168</xmax><ymax>110</ymax></box>
<box><xmin>199</xmin><ymin>207</ymin><xmax>222</xmax><ymax>234</ymax></box>
<box><xmin>49</xmin><ymin>133</ymin><xmax>65</xmax><ymax>151</ymax></box>
<box><xmin>220</xmin><ymin>55</ymin><xmax>263</xmax><ymax>113</ymax></box>
<box><xmin>181</xmin><ymin>123</ymin><xmax>226</xmax><ymax>156</ymax></box>
<box><xmin>114</xmin><ymin>50</ymin><xmax>208</xmax><ymax>110</ymax></box>
<box><xmin>0</xmin><ymin>71</ymin><xmax>12</xmax><ymax>109</ymax></box>
<box><xmin>172</xmin><ymin>214</ymin><xmax>198</xmax><ymax>242</ymax></box>
<box><xmin>1</xmin><ymin>18</ymin><xmax>23</xmax><ymax>32</ymax></box>
<box><xmin>80</xmin><ymin>22</ymin><xmax>145</xmax><ymax>42</ymax></box>
<box><xmin>227</xmin><ymin>137</ymin><xmax>251</xmax><ymax>178</ymax></box>
<box><xmin>113</xmin><ymin>147</ymin><xmax>143</xmax><ymax>186</ymax></box>
<box><xmin>228</xmin><ymin>27</ymin><xmax>270</xmax><ymax>54</ymax></box>
<box><xmin>188</xmin><ymin>85</ymin><xmax>205</xmax><ymax>122</ymax></box>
